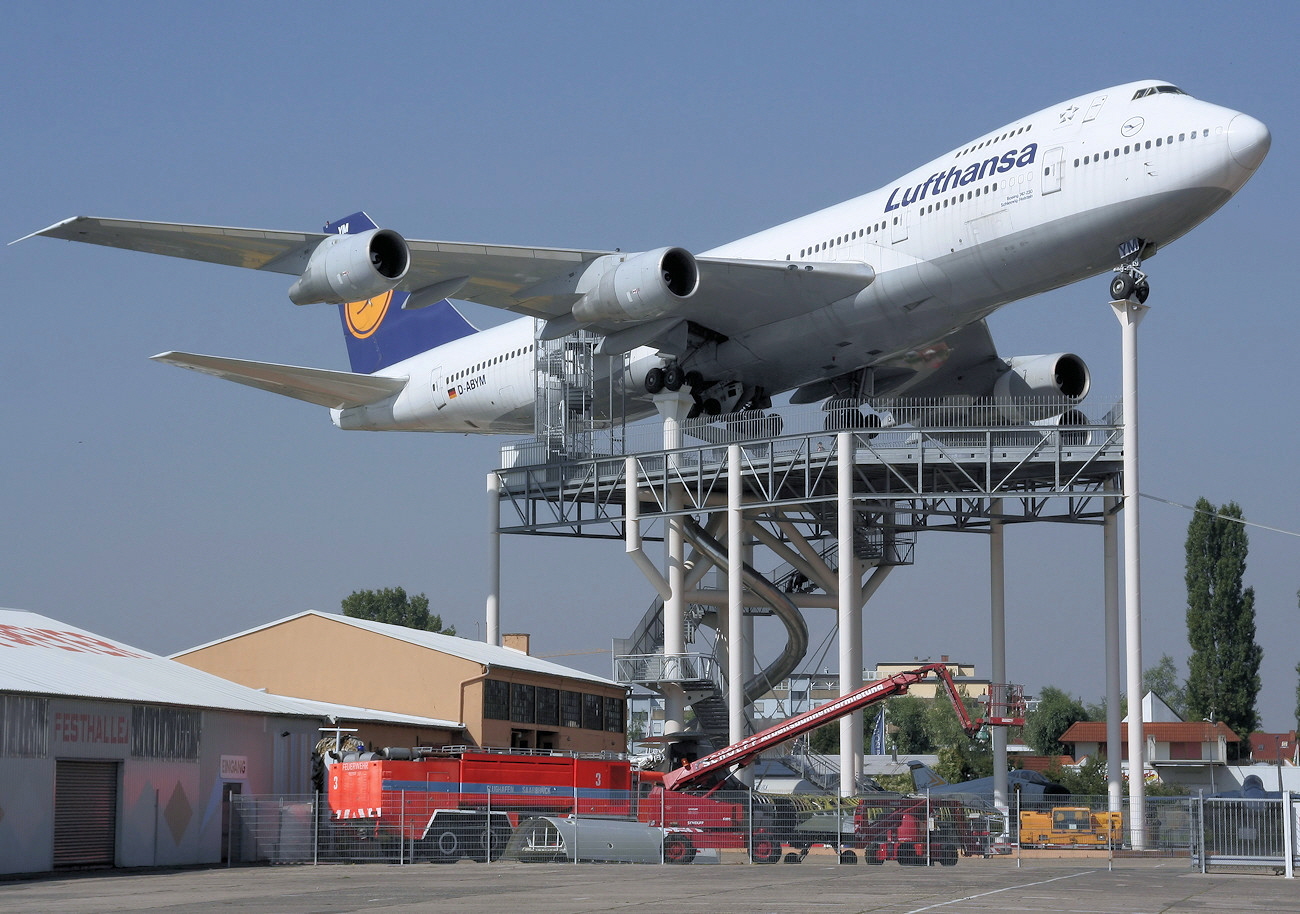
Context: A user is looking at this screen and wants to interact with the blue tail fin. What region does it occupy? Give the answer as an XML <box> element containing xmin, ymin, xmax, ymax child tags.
<box><xmin>329</xmin><ymin>212</ymin><xmax>479</xmax><ymax>374</ymax></box>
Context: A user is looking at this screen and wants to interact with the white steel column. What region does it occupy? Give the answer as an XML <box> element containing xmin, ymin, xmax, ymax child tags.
<box><xmin>486</xmin><ymin>471</ymin><xmax>501</xmax><ymax>646</ymax></box>
<box><xmin>989</xmin><ymin>498</ymin><xmax>1008</xmax><ymax>816</ymax></box>
<box><xmin>837</xmin><ymin>431</ymin><xmax>861</xmax><ymax>796</ymax></box>
<box><xmin>658</xmin><ymin>392</ymin><xmax>694</xmax><ymax>737</ymax></box>
<box><xmin>727</xmin><ymin>444</ymin><xmax>751</xmax><ymax>785</ymax></box>
<box><xmin>1104</xmin><ymin>494</ymin><xmax>1123</xmax><ymax>812</ymax></box>
<box><xmin>1112</xmin><ymin>298</ymin><xmax>1149</xmax><ymax>849</ymax></box>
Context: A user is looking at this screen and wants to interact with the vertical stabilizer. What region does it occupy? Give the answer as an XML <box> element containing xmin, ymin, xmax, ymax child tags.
<box><xmin>329</xmin><ymin>212</ymin><xmax>479</xmax><ymax>374</ymax></box>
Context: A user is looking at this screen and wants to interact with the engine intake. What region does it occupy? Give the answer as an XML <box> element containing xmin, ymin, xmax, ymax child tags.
<box><xmin>992</xmin><ymin>353</ymin><xmax>1090</xmax><ymax>421</ymax></box>
<box><xmin>288</xmin><ymin>228</ymin><xmax>410</xmax><ymax>305</ymax></box>
<box><xmin>571</xmin><ymin>247</ymin><xmax>698</xmax><ymax>324</ymax></box>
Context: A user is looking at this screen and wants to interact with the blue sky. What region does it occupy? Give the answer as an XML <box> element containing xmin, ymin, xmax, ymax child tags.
<box><xmin>4</xmin><ymin>2</ymin><xmax>1298</xmax><ymax>731</ymax></box>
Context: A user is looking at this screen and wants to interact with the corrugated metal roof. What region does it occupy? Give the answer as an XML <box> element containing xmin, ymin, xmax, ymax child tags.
<box><xmin>176</xmin><ymin>611</ymin><xmax>619</xmax><ymax>688</ymax></box>
<box><xmin>0</xmin><ymin>608</ymin><xmax>461</xmax><ymax>728</ymax></box>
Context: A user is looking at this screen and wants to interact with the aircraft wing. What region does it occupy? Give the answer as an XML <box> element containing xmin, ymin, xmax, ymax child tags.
<box><xmin>20</xmin><ymin>216</ymin><xmax>328</xmax><ymax>272</ymax></box>
<box><xmin>151</xmin><ymin>352</ymin><xmax>407</xmax><ymax>409</ymax></box>
<box><xmin>871</xmin><ymin>320</ymin><xmax>1005</xmax><ymax>399</ymax></box>
<box><xmin>24</xmin><ymin>216</ymin><xmax>874</xmax><ymax>334</ymax></box>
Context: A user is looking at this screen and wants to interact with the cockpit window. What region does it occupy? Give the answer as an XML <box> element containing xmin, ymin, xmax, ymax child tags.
<box><xmin>1132</xmin><ymin>85</ymin><xmax>1186</xmax><ymax>100</ymax></box>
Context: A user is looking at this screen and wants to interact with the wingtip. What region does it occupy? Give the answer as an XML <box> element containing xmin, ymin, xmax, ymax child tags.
<box><xmin>10</xmin><ymin>216</ymin><xmax>84</xmax><ymax>246</ymax></box>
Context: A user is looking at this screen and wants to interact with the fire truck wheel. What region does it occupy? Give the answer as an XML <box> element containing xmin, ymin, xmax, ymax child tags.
<box><xmin>839</xmin><ymin>849</ymin><xmax>858</xmax><ymax>864</ymax></box>
<box><xmin>938</xmin><ymin>844</ymin><xmax>959</xmax><ymax>866</ymax></box>
<box><xmin>429</xmin><ymin>829</ymin><xmax>460</xmax><ymax>863</ymax></box>
<box><xmin>663</xmin><ymin>836</ymin><xmax>697</xmax><ymax>864</ymax></box>
<box><xmin>782</xmin><ymin>852</ymin><xmax>802</xmax><ymax>863</ymax></box>
<box><xmin>750</xmin><ymin>837</ymin><xmax>781</xmax><ymax>864</ymax></box>
<box><xmin>863</xmin><ymin>844</ymin><xmax>883</xmax><ymax>865</ymax></box>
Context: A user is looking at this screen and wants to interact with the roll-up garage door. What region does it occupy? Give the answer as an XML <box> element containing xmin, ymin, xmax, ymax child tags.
<box><xmin>54</xmin><ymin>760</ymin><xmax>119</xmax><ymax>868</ymax></box>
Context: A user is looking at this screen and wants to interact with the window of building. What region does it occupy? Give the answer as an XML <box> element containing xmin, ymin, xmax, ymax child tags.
<box><xmin>484</xmin><ymin>680</ymin><xmax>510</xmax><ymax>720</ymax></box>
<box><xmin>536</xmin><ymin>687</ymin><xmax>559</xmax><ymax>726</ymax></box>
<box><xmin>510</xmin><ymin>683</ymin><xmax>536</xmax><ymax>723</ymax></box>
<box><xmin>604</xmin><ymin>696</ymin><xmax>624</xmax><ymax>733</ymax></box>
<box><xmin>582</xmin><ymin>693</ymin><xmax>604</xmax><ymax>730</ymax></box>
<box><xmin>561</xmin><ymin>690</ymin><xmax>582</xmax><ymax>728</ymax></box>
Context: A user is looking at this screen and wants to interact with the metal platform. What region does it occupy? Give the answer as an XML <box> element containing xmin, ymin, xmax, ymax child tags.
<box><xmin>493</xmin><ymin>399</ymin><xmax>1123</xmax><ymax>538</ymax></box>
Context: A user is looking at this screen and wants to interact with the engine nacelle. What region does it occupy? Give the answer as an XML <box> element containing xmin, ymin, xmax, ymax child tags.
<box><xmin>992</xmin><ymin>353</ymin><xmax>1090</xmax><ymax>421</ymax></box>
<box><xmin>571</xmin><ymin>247</ymin><xmax>698</xmax><ymax>324</ymax></box>
<box><xmin>288</xmin><ymin>228</ymin><xmax>410</xmax><ymax>305</ymax></box>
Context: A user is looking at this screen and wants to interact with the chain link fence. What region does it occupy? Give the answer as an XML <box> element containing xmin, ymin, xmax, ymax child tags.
<box><xmin>228</xmin><ymin>790</ymin><xmax>1296</xmax><ymax>873</ymax></box>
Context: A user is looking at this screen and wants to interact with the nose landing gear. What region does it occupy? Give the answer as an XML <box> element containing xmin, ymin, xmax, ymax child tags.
<box><xmin>1109</xmin><ymin>238</ymin><xmax>1151</xmax><ymax>303</ymax></box>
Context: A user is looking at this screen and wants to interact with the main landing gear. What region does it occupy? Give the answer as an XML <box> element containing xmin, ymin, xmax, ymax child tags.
<box><xmin>643</xmin><ymin>363</ymin><xmax>693</xmax><ymax>395</ymax></box>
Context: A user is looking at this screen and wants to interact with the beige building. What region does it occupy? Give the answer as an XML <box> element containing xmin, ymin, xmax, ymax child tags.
<box><xmin>173</xmin><ymin>612</ymin><xmax>627</xmax><ymax>754</ymax></box>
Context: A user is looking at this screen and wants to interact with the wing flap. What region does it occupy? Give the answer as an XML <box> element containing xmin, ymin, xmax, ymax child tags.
<box><xmin>151</xmin><ymin>352</ymin><xmax>407</xmax><ymax>409</ymax></box>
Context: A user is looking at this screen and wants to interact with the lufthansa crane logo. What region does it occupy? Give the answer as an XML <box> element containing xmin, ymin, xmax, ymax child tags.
<box><xmin>345</xmin><ymin>290</ymin><xmax>393</xmax><ymax>339</ymax></box>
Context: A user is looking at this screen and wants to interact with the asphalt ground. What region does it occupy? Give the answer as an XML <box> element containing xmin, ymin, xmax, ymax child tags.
<box><xmin>3</xmin><ymin>855</ymin><xmax>1297</xmax><ymax>914</ymax></box>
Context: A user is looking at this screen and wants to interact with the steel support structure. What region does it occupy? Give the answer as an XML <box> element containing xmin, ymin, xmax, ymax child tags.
<box><xmin>491</xmin><ymin>398</ymin><xmax>1124</xmax><ymax>796</ymax></box>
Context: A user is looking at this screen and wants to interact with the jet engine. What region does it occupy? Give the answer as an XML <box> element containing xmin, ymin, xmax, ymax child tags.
<box><xmin>288</xmin><ymin>228</ymin><xmax>410</xmax><ymax>305</ymax></box>
<box><xmin>570</xmin><ymin>247</ymin><xmax>698</xmax><ymax>324</ymax></box>
<box><xmin>992</xmin><ymin>353</ymin><xmax>1090</xmax><ymax>421</ymax></box>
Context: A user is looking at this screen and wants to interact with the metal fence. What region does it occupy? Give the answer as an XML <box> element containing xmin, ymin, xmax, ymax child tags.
<box><xmin>228</xmin><ymin>791</ymin><xmax>1296</xmax><ymax>874</ymax></box>
<box><xmin>1197</xmin><ymin>792</ymin><xmax>1298</xmax><ymax>874</ymax></box>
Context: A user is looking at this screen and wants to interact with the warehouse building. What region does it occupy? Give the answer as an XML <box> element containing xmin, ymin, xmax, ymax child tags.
<box><xmin>0</xmin><ymin>608</ymin><xmax>459</xmax><ymax>876</ymax></box>
<box><xmin>172</xmin><ymin>611</ymin><xmax>628</xmax><ymax>755</ymax></box>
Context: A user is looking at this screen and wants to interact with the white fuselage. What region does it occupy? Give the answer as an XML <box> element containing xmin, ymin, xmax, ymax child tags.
<box><xmin>336</xmin><ymin>80</ymin><xmax>1269</xmax><ymax>433</ymax></box>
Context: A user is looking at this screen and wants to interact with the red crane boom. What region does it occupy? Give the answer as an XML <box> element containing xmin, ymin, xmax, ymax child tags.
<box><xmin>663</xmin><ymin>662</ymin><xmax>981</xmax><ymax>792</ymax></box>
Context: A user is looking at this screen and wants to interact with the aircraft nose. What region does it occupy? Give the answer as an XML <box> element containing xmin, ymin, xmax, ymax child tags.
<box><xmin>1227</xmin><ymin>113</ymin><xmax>1271</xmax><ymax>170</ymax></box>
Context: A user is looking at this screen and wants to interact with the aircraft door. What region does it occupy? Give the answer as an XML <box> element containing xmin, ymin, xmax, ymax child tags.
<box><xmin>1041</xmin><ymin>146</ymin><xmax>1065</xmax><ymax>195</ymax></box>
<box><xmin>432</xmin><ymin>365</ymin><xmax>448</xmax><ymax>410</ymax></box>
<box><xmin>891</xmin><ymin>209</ymin><xmax>908</xmax><ymax>244</ymax></box>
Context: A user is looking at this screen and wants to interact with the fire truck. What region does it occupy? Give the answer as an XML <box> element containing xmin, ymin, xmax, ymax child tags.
<box><xmin>326</xmin><ymin>662</ymin><xmax>1013</xmax><ymax>863</ymax></box>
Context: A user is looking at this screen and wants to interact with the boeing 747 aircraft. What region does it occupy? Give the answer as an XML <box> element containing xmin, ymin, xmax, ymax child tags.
<box><xmin>23</xmin><ymin>80</ymin><xmax>1269</xmax><ymax>434</ymax></box>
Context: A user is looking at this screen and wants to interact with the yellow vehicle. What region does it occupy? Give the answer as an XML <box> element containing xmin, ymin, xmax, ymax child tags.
<box><xmin>1019</xmin><ymin>807</ymin><xmax>1123</xmax><ymax>847</ymax></box>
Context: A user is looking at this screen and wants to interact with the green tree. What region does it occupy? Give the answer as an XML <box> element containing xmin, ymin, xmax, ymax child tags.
<box><xmin>1043</xmin><ymin>754</ymin><xmax>1108</xmax><ymax>796</ymax></box>
<box><xmin>341</xmin><ymin>586</ymin><xmax>456</xmax><ymax>635</ymax></box>
<box><xmin>886</xmin><ymin>694</ymin><xmax>933</xmax><ymax>754</ymax></box>
<box><xmin>1024</xmin><ymin>686</ymin><xmax>1088</xmax><ymax>756</ymax></box>
<box><xmin>1184</xmin><ymin>499</ymin><xmax>1261</xmax><ymax>756</ymax></box>
<box><xmin>1142</xmin><ymin>654</ymin><xmax>1188</xmax><ymax>719</ymax></box>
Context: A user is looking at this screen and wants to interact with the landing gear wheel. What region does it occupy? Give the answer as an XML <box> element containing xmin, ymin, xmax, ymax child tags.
<box><xmin>1134</xmin><ymin>278</ymin><xmax>1150</xmax><ymax>304</ymax></box>
<box><xmin>664</xmin><ymin>364</ymin><xmax>685</xmax><ymax>392</ymax></box>
<box><xmin>1109</xmin><ymin>273</ymin><xmax>1135</xmax><ymax>301</ymax></box>
<box><xmin>684</xmin><ymin>370</ymin><xmax>704</xmax><ymax>390</ymax></box>
<box><xmin>644</xmin><ymin>367</ymin><xmax>666</xmax><ymax>395</ymax></box>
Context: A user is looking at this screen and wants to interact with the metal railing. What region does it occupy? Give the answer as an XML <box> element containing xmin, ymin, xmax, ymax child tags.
<box><xmin>613</xmin><ymin>652</ymin><xmax>723</xmax><ymax>689</ymax></box>
<box><xmin>500</xmin><ymin>395</ymin><xmax>1121</xmax><ymax>464</ymax></box>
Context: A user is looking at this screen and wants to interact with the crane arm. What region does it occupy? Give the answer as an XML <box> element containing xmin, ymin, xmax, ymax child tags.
<box><xmin>662</xmin><ymin>662</ymin><xmax>981</xmax><ymax>792</ymax></box>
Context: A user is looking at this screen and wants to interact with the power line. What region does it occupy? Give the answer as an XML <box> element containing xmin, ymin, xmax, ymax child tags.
<box><xmin>1140</xmin><ymin>492</ymin><xmax>1300</xmax><ymax>539</ymax></box>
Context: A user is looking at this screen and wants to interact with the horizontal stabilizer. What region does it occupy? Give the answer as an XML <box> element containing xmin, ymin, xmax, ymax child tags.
<box><xmin>151</xmin><ymin>352</ymin><xmax>407</xmax><ymax>409</ymax></box>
